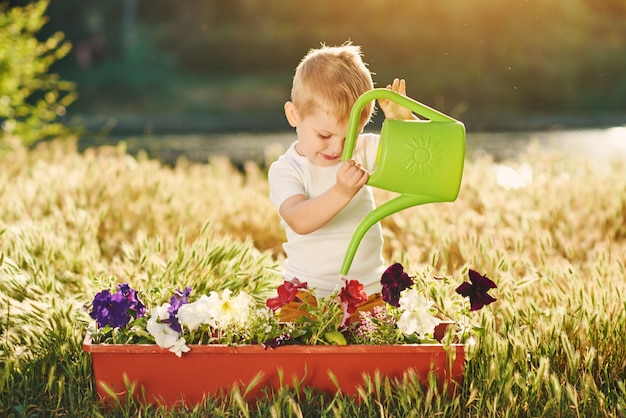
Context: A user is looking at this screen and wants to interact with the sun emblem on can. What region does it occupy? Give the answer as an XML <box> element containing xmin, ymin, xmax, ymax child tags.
<box><xmin>401</xmin><ymin>135</ymin><xmax>441</xmax><ymax>176</ymax></box>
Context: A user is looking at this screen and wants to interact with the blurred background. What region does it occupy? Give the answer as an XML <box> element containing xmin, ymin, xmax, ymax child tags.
<box><xmin>3</xmin><ymin>0</ymin><xmax>626</xmax><ymax>163</ymax></box>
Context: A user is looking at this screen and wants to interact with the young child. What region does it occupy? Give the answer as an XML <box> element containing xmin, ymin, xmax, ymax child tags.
<box><xmin>268</xmin><ymin>43</ymin><xmax>414</xmax><ymax>319</ymax></box>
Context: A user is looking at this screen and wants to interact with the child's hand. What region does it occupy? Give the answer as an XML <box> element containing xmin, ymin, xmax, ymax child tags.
<box><xmin>335</xmin><ymin>159</ymin><xmax>369</xmax><ymax>197</ymax></box>
<box><xmin>378</xmin><ymin>78</ymin><xmax>414</xmax><ymax>120</ymax></box>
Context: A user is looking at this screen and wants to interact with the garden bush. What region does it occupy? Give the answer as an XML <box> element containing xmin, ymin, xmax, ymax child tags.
<box><xmin>0</xmin><ymin>0</ymin><xmax>76</xmax><ymax>148</ymax></box>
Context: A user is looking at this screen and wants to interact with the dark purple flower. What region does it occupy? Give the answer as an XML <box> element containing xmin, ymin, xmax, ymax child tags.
<box><xmin>89</xmin><ymin>289</ymin><xmax>132</xmax><ymax>329</ymax></box>
<box><xmin>117</xmin><ymin>283</ymin><xmax>146</xmax><ymax>319</ymax></box>
<box><xmin>167</xmin><ymin>287</ymin><xmax>192</xmax><ymax>333</ymax></box>
<box><xmin>381</xmin><ymin>263</ymin><xmax>414</xmax><ymax>307</ymax></box>
<box><xmin>262</xmin><ymin>334</ymin><xmax>293</xmax><ymax>350</ymax></box>
<box><xmin>455</xmin><ymin>269</ymin><xmax>497</xmax><ymax>311</ymax></box>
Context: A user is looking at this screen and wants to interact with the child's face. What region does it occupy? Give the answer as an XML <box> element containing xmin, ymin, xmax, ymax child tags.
<box><xmin>291</xmin><ymin>107</ymin><xmax>357</xmax><ymax>167</ymax></box>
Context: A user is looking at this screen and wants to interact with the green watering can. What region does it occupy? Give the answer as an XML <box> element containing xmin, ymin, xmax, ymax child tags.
<box><xmin>340</xmin><ymin>88</ymin><xmax>466</xmax><ymax>275</ymax></box>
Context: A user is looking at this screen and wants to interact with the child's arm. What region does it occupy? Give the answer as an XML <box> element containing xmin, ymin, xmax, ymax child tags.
<box><xmin>279</xmin><ymin>159</ymin><xmax>368</xmax><ymax>235</ymax></box>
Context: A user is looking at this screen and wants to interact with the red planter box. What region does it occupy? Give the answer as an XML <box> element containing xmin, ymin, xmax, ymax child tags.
<box><xmin>83</xmin><ymin>332</ymin><xmax>465</xmax><ymax>406</ymax></box>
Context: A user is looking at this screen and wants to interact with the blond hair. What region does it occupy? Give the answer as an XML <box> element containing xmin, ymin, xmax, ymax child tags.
<box><xmin>290</xmin><ymin>43</ymin><xmax>374</xmax><ymax>127</ymax></box>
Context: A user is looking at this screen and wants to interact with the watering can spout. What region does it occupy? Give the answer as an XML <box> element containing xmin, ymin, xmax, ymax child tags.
<box><xmin>339</xmin><ymin>89</ymin><xmax>466</xmax><ymax>276</ymax></box>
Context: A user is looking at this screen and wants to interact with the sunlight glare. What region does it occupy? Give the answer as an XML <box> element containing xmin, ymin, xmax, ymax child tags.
<box><xmin>608</xmin><ymin>126</ymin><xmax>626</xmax><ymax>148</ymax></box>
<box><xmin>495</xmin><ymin>163</ymin><xmax>532</xmax><ymax>190</ymax></box>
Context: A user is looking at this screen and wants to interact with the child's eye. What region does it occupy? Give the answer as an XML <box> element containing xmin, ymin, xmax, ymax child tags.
<box><xmin>318</xmin><ymin>133</ymin><xmax>331</xmax><ymax>140</ymax></box>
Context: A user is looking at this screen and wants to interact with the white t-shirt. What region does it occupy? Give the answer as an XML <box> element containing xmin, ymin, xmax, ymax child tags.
<box><xmin>268</xmin><ymin>133</ymin><xmax>385</xmax><ymax>297</ymax></box>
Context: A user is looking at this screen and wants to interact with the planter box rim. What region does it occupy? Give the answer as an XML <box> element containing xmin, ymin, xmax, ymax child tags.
<box><xmin>83</xmin><ymin>334</ymin><xmax>463</xmax><ymax>354</ymax></box>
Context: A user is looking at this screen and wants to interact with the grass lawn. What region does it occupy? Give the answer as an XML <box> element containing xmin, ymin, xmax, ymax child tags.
<box><xmin>1</xmin><ymin>136</ymin><xmax>625</xmax><ymax>417</ymax></box>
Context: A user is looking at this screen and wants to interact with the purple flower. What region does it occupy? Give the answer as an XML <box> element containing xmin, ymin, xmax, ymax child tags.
<box><xmin>117</xmin><ymin>283</ymin><xmax>146</xmax><ymax>319</ymax></box>
<box><xmin>167</xmin><ymin>287</ymin><xmax>192</xmax><ymax>333</ymax></box>
<box><xmin>381</xmin><ymin>263</ymin><xmax>414</xmax><ymax>307</ymax></box>
<box><xmin>89</xmin><ymin>283</ymin><xmax>147</xmax><ymax>329</ymax></box>
<box><xmin>89</xmin><ymin>289</ymin><xmax>132</xmax><ymax>329</ymax></box>
<box><xmin>455</xmin><ymin>269</ymin><xmax>497</xmax><ymax>311</ymax></box>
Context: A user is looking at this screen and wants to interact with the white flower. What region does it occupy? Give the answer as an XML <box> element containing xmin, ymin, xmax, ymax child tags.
<box><xmin>396</xmin><ymin>288</ymin><xmax>441</xmax><ymax>338</ymax></box>
<box><xmin>168</xmin><ymin>337</ymin><xmax>191</xmax><ymax>357</ymax></box>
<box><xmin>205</xmin><ymin>289</ymin><xmax>254</xmax><ymax>329</ymax></box>
<box><xmin>176</xmin><ymin>289</ymin><xmax>256</xmax><ymax>335</ymax></box>
<box><xmin>177</xmin><ymin>295</ymin><xmax>214</xmax><ymax>331</ymax></box>
<box><xmin>146</xmin><ymin>303</ymin><xmax>189</xmax><ymax>357</ymax></box>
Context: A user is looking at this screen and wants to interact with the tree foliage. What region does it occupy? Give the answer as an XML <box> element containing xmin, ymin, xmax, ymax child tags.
<box><xmin>136</xmin><ymin>0</ymin><xmax>626</xmax><ymax>114</ymax></box>
<box><xmin>0</xmin><ymin>0</ymin><xmax>77</xmax><ymax>147</ymax></box>
<box><xmin>31</xmin><ymin>0</ymin><xmax>626</xmax><ymax>117</ymax></box>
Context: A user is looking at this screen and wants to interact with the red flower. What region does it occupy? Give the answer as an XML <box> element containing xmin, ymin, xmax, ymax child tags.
<box><xmin>380</xmin><ymin>263</ymin><xmax>414</xmax><ymax>307</ymax></box>
<box><xmin>338</xmin><ymin>279</ymin><xmax>368</xmax><ymax>327</ymax></box>
<box><xmin>266</xmin><ymin>278</ymin><xmax>308</xmax><ymax>311</ymax></box>
<box><xmin>455</xmin><ymin>269</ymin><xmax>497</xmax><ymax>311</ymax></box>
<box><xmin>339</xmin><ymin>279</ymin><xmax>367</xmax><ymax>314</ymax></box>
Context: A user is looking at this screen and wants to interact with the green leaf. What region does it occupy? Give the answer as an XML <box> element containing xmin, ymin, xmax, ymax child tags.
<box><xmin>324</xmin><ymin>331</ymin><xmax>347</xmax><ymax>346</ymax></box>
<box><xmin>471</xmin><ymin>326</ymin><xmax>486</xmax><ymax>336</ymax></box>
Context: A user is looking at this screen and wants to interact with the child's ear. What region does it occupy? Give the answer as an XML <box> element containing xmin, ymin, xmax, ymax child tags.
<box><xmin>284</xmin><ymin>101</ymin><xmax>299</xmax><ymax>128</ymax></box>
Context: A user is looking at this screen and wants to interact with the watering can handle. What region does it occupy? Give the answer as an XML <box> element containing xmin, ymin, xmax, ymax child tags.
<box><xmin>342</xmin><ymin>88</ymin><xmax>456</xmax><ymax>161</ymax></box>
